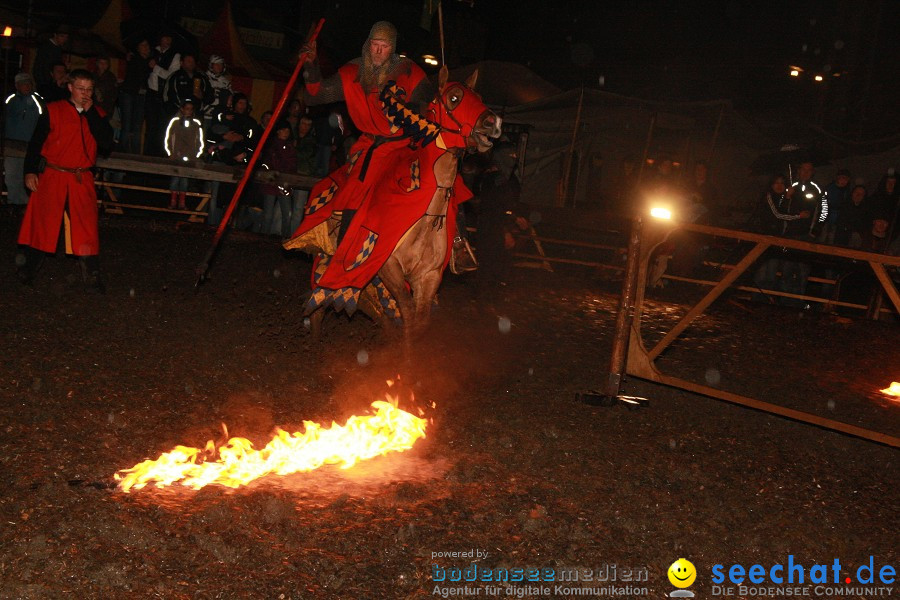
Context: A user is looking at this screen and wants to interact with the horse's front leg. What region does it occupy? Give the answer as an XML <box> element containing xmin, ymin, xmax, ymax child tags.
<box><xmin>378</xmin><ymin>257</ymin><xmax>416</xmax><ymax>348</ymax></box>
<box><xmin>410</xmin><ymin>269</ymin><xmax>442</xmax><ymax>338</ymax></box>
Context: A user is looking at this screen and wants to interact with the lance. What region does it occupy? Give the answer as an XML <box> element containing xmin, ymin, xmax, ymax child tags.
<box><xmin>195</xmin><ymin>18</ymin><xmax>325</xmax><ymax>287</ymax></box>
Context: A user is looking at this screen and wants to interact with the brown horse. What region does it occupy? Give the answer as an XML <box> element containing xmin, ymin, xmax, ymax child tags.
<box><xmin>285</xmin><ymin>68</ymin><xmax>501</xmax><ymax>343</ymax></box>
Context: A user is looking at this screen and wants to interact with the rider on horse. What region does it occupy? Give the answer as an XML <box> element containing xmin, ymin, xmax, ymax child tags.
<box><xmin>298</xmin><ymin>22</ymin><xmax>432</xmax><ymax>234</ymax></box>
<box><xmin>295</xmin><ymin>21</ymin><xmax>476</xmax><ymax>270</ymax></box>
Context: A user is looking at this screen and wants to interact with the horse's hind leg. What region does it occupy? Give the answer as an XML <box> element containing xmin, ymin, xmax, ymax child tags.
<box><xmin>306</xmin><ymin>307</ymin><xmax>325</xmax><ymax>341</ymax></box>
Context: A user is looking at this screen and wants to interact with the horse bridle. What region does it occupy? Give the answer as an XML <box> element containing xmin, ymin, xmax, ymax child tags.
<box><xmin>432</xmin><ymin>85</ymin><xmax>469</xmax><ymax>138</ymax></box>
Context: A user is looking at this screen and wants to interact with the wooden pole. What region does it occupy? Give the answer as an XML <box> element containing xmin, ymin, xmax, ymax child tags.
<box><xmin>706</xmin><ymin>103</ymin><xmax>725</xmax><ymax>163</ymax></box>
<box><xmin>195</xmin><ymin>19</ymin><xmax>324</xmax><ymax>287</ymax></box>
<box><xmin>605</xmin><ymin>217</ymin><xmax>642</xmax><ymax>397</ymax></box>
<box><xmin>559</xmin><ymin>85</ymin><xmax>585</xmax><ymax>207</ymax></box>
<box><xmin>637</xmin><ymin>112</ymin><xmax>656</xmax><ymax>184</ymax></box>
<box><xmin>437</xmin><ymin>0</ymin><xmax>445</xmax><ymax>66</ymax></box>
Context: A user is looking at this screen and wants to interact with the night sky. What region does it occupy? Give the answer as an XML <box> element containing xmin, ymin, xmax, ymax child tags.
<box><xmin>4</xmin><ymin>0</ymin><xmax>899</xmax><ymax>138</ymax></box>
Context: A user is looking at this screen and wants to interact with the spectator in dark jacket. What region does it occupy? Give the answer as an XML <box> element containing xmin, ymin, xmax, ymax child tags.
<box><xmin>474</xmin><ymin>142</ymin><xmax>527</xmax><ymax>294</ymax></box>
<box><xmin>295</xmin><ymin>115</ymin><xmax>316</xmax><ymax>175</ymax></box>
<box><xmin>212</xmin><ymin>92</ymin><xmax>258</xmax><ymax>159</ymax></box>
<box><xmin>118</xmin><ymin>39</ymin><xmax>153</xmax><ymax>154</ymax></box>
<box><xmin>869</xmin><ymin>171</ymin><xmax>899</xmax><ymax>252</ymax></box>
<box><xmin>820</xmin><ymin>168</ymin><xmax>851</xmax><ymax>244</ymax></box>
<box><xmin>31</xmin><ymin>27</ymin><xmax>68</xmax><ymax>88</ymax></box>
<box><xmin>780</xmin><ymin>161</ymin><xmax>824</xmax><ymax>306</ymax></box>
<box><xmin>38</xmin><ymin>63</ymin><xmax>69</xmax><ymax>103</ymax></box>
<box><xmin>751</xmin><ymin>175</ymin><xmax>802</xmax><ymax>236</ymax></box>
<box><xmin>260</xmin><ymin>121</ymin><xmax>298</xmax><ymax>238</ymax></box>
<box><xmin>163</xmin><ymin>54</ymin><xmax>212</xmax><ymax>117</ymax></box>
<box><xmin>784</xmin><ymin>161</ymin><xmax>825</xmax><ymax>240</ymax></box>
<box><xmin>836</xmin><ymin>185</ymin><xmax>872</xmax><ymax>249</ymax></box>
<box><xmin>752</xmin><ymin>175</ymin><xmax>797</xmax><ymax>300</ymax></box>
<box><xmin>93</xmin><ymin>57</ymin><xmax>118</xmax><ymax>117</ymax></box>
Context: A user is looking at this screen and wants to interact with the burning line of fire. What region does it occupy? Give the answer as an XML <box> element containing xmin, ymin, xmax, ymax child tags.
<box><xmin>880</xmin><ymin>381</ymin><xmax>900</xmax><ymax>398</ymax></box>
<box><xmin>114</xmin><ymin>397</ymin><xmax>427</xmax><ymax>493</ymax></box>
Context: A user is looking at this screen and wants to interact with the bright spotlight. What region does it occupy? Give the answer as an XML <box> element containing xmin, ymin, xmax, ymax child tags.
<box><xmin>650</xmin><ymin>207</ymin><xmax>672</xmax><ymax>220</ymax></box>
<box><xmin>790</xmin><ymin>69</ymin><xmax>799</xmax><ymax>77</ymax></box>
<box><xmin>422</xmin><ymin>54</ymin><xmax>438</xmax><ymax>66</ymax></box>
<box><xmin>814</xmin><ymin>74</ymin><xmax>824</xmax><ymax>82</ymax></box>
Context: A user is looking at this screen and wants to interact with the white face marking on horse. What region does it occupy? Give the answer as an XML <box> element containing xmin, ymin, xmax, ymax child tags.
<box><xmin>470</xmin><ymin>111</ymin><xmax>502</xmax><ymax>153</ymax></box>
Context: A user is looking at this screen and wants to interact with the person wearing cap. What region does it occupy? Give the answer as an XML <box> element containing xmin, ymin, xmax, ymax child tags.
<box><xmin>16</xmin><ymin>69</ymin><xmax>113</xmax><ymax>292</ymax></box>
<box><xmin>296</xmin><ymin>21</ymin><xmax>433</xmax><ymax>233</ymax></box>
<box><xmin>4</xmin><ymin>73</ymin><xmax>44</xmax><ymax>208</ymax></box>
<box><xmin>32</xmin><ymin>26</ymin><xmax>69</xmax><ymax>88</ymax></box>
<box><xmin>164</xmin><ymin>99</ymin><xmax>204</xmax><ymax>210</ymax></box>
<box><xmin>203</xmin><ymin>54</ymin><xmax>232</xmax><ymax>130</ymax></box>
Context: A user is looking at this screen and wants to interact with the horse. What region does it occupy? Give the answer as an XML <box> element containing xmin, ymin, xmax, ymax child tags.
<box><xmin>284</xmin><ymin>67</ymin><xmax>502</xmax><ymax>344</ymax></box>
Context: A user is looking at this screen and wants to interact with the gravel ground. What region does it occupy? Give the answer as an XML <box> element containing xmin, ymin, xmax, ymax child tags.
<box><xmin>0</xmin><ymin>214</ymin><xmax>897</xmax><ymax>600</ymax></box>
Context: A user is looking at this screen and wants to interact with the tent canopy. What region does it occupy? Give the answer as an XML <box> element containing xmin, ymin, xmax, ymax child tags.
<box><xmin>199</xmin><ymin>1</ymin><xmax>289</xmax><ymax>81</ymax></box>
<box><xmin>90</xmin><ymin>0</ymin><xmax>131</xmax><ymax>54</ymax></box>
<box><xmin>448</xmin><ymin>60</ymin><xmax>560</xmax><ymax>107</ymax></box>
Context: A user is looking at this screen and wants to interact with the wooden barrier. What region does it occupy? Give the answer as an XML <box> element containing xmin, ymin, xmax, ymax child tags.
<box><xmin>2</xmin><ymin>141</ymin><xmax>319</xmax><ymax>221</ymax></box>
<box><xmin>509</xmin><ymin>221</ymin><xmax>900</xmax><ymax>318</ymax></box>
<box><xmin>617</xmin><ymin>219</ymin><xmax>900</xmax><ymax>448</ymax></box>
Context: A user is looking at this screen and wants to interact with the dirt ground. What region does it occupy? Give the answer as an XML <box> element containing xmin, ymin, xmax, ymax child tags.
<box><xmin>0</xmin><ymin>213</ymin><xmax>897</xmax><ymax>600</ymax></box>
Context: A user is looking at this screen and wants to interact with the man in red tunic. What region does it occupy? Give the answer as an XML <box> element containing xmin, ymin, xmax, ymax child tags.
<box><xmin>16</xmin><ymin>68</ymin><xmax>113</xmax><ymax>292</ymax></box>
<box><xmin>297</xmin><ymin>21</ymin><xmax>434</xmax><ymax>238</ymax></box>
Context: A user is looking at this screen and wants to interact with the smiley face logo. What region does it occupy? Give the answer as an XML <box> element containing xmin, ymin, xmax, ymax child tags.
<box><xmin>668</xmin><ymin>558</ymin><xmax>696</xmax><ymax>588</ymax></box>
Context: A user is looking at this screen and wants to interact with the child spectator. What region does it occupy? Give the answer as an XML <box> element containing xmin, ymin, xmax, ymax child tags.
<box><xmin>259</xmin><ymin>110</ymin><xmax>273</xmax><ymax>131</ymax></box>
<box><xmin>164</xmin><ymin>99</ymin><xmax>204</xmax><ymax>209</ymax></box>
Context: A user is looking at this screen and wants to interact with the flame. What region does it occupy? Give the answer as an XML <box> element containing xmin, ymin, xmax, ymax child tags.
<box><xmin>115</xmin><ymin>396</ymin><xmax>427</xmax><ymax>492</ymax></box>
<box><xmin>880</xmin><ymin>382</ymin><xmax>900</xmax><ymax>397</ymax></box>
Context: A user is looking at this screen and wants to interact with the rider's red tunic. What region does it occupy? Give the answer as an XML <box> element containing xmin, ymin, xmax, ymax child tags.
<box><xmin>296</xmin><ymin>60</ymin><xmax>428</xmax><ymax>235</ymax></box>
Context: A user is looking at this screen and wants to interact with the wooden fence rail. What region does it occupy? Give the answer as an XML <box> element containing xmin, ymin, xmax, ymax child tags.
<box><xmin>606</xmin><ymin>218</ymin><xmax>900</xmax><ymax>448</ymax></box>
<box><xmin>2</xmin><ymin>141</ymin><xmax>319</xmax><ymax>221</ymax></box>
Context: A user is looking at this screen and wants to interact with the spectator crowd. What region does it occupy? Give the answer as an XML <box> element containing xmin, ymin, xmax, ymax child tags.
<box><xmin>4</xmin><ymin>29</ymin><xmax>356</xmax><ymax>238</ymax></box>
<box><xmin>628</xmin><ymin>154</ymin><xmax>900</xmax><ymax>309</ymax></box>
<box><xmin>3</xmin><ymin>28</ymin><xmax>900</xmax><ymax>298</ymax></box>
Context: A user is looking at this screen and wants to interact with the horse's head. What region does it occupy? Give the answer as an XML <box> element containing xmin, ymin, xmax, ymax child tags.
<box><xmin>428</xmin><ymin>67</ymin><xmax>502</xmax><ymax>153</ymax></box>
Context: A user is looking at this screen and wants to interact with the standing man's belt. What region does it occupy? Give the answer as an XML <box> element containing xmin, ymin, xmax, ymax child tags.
<box><xmin>46</xmin><ymin>162</ymin><xmax>91</xmax><ymax>183</ymax></box>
